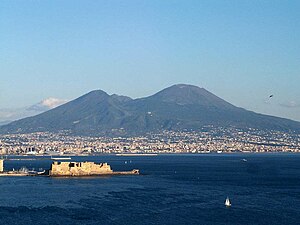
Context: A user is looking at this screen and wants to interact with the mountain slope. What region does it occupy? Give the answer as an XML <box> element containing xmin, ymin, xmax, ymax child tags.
<box><xmin>0</xmin><ymin>97</ymin><xmax>67</xmax><ymax>125</ymax></box>
<box><xmin>127</xmin><ymin>84</ymin><xmax>300</xmax><ymax>132</ymax></box>
<box><xmin>0</xmin><ymin>90</ymin><xmax>133</xmax><ymax>134</ymax></box>
<box><xmin>0</xmin><ymin>84</ymin><xmax>299</xmax><ymax>135</ymax></box>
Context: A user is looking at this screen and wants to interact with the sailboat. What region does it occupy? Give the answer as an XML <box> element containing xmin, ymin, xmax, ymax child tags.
<box><xmin>225</xmin><ymin>197</ymin><xmax>231</xmax><ymax>207</ymax></box>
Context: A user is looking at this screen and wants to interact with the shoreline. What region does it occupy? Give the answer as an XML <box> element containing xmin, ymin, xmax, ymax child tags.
<box><xmin>1</xmin><ymin>152</ymin><xmax>300</xmax><ymax>158</ymax></box>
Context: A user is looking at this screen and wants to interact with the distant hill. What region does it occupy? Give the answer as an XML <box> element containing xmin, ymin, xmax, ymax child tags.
<box><xmin>0</xmin><ymin>97</ymin><xmax>67</xmax><ymax>125</ymax></box>
<box><xmin>0</xmin><ymin>84</ymin><xmax>300</xmax><ymax>135</ymax></box>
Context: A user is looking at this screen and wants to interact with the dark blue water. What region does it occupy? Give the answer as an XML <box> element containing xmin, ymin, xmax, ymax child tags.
<box><xmin>0</xmin><ymin>154</ymin><xmax>300</xmax><ymax>225</ymax></box>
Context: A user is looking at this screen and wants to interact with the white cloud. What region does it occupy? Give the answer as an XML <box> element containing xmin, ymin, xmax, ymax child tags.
<box><xmin>279</xmin><ymin>101</ymin><xmax>300</xmax><ymax>108</ymax></box>
<box><xmin>40</xmin><ymin>97</ymin><xmax>67</xmax><ymax>109</ymax></box>
<box><xmin>0</xmin><ymin>107</ymin><xmax>36</xmax><ymax>124</ymax></box>
<box><xmin>0</xmin><ymin>97</ymin><xmax>68</xmax><ymax>124</ymax></box>
<box><xmin>27</xmin><ymin>97</ymin><xmax>68</xmax><ymax>111</ymax></box>
<box><xmin>0</xmin><ymin>110</ymin><xmax>16</xmax><ymax>119</ymax></box>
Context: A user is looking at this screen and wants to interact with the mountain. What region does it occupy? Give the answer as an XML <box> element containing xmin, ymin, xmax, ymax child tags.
<box><xmin>0</xmin><ymin>84</ymin><xmax>300</xmax><ymax>135</ymax></box>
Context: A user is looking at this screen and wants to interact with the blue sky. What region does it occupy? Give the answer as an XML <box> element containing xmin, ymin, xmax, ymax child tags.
<box><xmin>0</xmin><ymin>0</ymin><xmax>299</xmax><ymax>121</ymax></box>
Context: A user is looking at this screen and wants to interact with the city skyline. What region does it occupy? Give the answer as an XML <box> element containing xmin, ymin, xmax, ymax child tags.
<box><xmin>1</xmin><ymin>0</ymin><xmax>299</xmax><ymax>121</ymax></box>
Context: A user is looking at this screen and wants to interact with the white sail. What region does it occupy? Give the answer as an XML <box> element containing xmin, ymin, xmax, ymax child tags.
<box><xmin>225</xmin><ymin>197</ymin><xmax>231</xmax><ymax>207</ymax></box>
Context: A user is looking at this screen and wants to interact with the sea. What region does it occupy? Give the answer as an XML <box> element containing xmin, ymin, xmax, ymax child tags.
<box><xmin>0</xmin><ymin>154</ymin><xmax>300</xmax><ymax>225</ymax></box>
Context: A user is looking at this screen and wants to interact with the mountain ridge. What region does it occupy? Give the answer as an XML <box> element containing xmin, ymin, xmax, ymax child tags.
<box><xmin>0</xmin><ymin>84</ymin><xmax>299</xmax><ymax>136</ymax></box>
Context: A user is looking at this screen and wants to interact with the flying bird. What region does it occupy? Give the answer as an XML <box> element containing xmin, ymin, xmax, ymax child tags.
<box><xmin>264</xmin><ymin>94</ymin><xmax>274</xmax><ymax>104</ymax></box>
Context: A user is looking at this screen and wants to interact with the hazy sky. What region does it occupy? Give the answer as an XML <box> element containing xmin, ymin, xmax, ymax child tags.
<box><xmin>1</xmin><ymin>0</ymin><xmax>299</xmax><ymax>121</ymax></box>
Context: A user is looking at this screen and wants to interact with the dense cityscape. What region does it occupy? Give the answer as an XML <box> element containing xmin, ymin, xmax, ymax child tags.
<box><xmin>0</xmin><ymin>126</ymin><xmax>299</xmax><ymax>155</ymax></box>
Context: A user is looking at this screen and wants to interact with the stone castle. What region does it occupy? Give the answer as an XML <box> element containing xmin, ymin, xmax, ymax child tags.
<box><xmin>49</xmin><ymin>161</ymin><xmax>139</xmax><ymax>176</ymax></box>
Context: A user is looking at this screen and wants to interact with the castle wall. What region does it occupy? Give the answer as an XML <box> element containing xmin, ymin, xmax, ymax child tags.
<box><xmin>50</xmin><ymin>161</ymin><xmax>113</xmax><ymax>176</ymax></box>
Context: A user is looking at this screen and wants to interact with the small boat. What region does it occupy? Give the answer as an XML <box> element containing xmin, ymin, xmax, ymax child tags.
<box><xmin>241</xmin><ymin>158</ymin><xmax>247</xmax><ymax>162</ymax></box>
<box><xmin>225</xmin><ymin>197</ymin><xmax>231</xmax><ymax>207</ymax></box>
<box><xmin>37</xmin><ymin>170</ymin><xmax>46</xmax><ymax>175</ymax></box>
